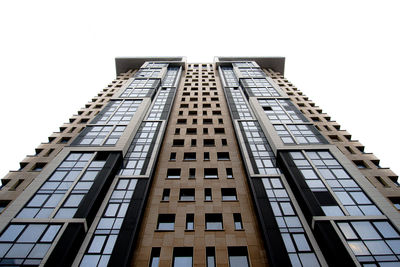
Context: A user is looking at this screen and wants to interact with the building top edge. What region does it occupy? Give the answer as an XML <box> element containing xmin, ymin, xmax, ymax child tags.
<box><xmin>214</xmin><ymin>56</ymin><xmax>285</xmax><ymax>75</ymax></box>
<box><xmin>115</xmin><ymin>57</ymin><xmax>187</xmax><ymax>75</ymax></box>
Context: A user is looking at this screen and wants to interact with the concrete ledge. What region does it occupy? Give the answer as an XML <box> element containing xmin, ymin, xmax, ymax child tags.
<box><xmin>214</xmin><ymin>56</ymin><xmax>285</xmax><ymax>75</ymax></box>
<box><xmin>115</xmin><ymin>57</ymin><xmax>186</xmax><ymax>75</ymax></box>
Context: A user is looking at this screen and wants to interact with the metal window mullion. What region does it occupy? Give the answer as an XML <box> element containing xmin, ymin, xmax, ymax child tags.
<box><xmin>282</xmin><ymin>124</ymin><xmax>299</xmax><ymax>145</ymax></box>
<box><xmin>49</xmin><ymin>153</ymin><xmax>97</xmax><ymax>218</ymax></box>
<box><xmin>302</xmin><ymin>151</ymin><xmax>350</xmax><ymax>216</ymax></box>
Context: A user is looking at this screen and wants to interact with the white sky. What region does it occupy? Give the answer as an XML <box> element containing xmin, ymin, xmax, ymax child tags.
<box><xmin>0</xmin><ymin>0</ymin><xmax>399</xmax><ymax>181</ymax></box>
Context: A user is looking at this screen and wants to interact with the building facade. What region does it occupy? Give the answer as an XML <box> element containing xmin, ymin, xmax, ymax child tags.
<box><xmin>0</xmin><ymin>57</ymin><xmax>399</xmax><ymax>266</ymax></box>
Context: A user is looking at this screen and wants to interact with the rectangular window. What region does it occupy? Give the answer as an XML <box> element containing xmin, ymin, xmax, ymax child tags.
<box><xmin>186</xmin><ymin>128</ymin><xmax>197</xmax><ymax>135</ymax></box>
<box><xmin>167</xmin><ymin>169</ymin><xmax>181</xmax><ymax>179</ymax></box>
<box><xmin>180</xmin><ymin>189</ymin><xmax>195</xmax><ymax>201</ymax></box>
<box><xmin>217</xmin><ymin>152</ymin><xmax>230</xmax><ymax>161</ymax></box>
<box><xmin>204</xmin><ymin>152</ymin><xmax>210</xmax><ymax>161</ymax></box>
<box><xmin>149</xmin><ymin>247</ymin><xmax>161</xmax><ymax>267</ymax></box>
<box><xmin>189</xmin><ymin>168</ymin><xmax>196</xmax><ymax>179</ymax></box>
<box><xmin>186</xmin><ymin>214</ymin><xmax>194</xmax><ymax>230</ymax></box>
<box><xmin>221</xmin><ymin>139</ymin><xmax>227</xmax><ymax>146</ymax></box>
<box><xmin>184</xmin><ymin>152</ymin><xmax>196</xmax><ymax>161</ymax></box>
<box><xmin>205</xmin><ymin>214</ymin><xmax>223</xmax><ymax>230</ymax></box>
<box><xmin>221</xmin><ymin>188</ymin><xmax>237</xmax><ymax>201</ymax></box>
<box><xmin>205</xmin><ymin>188</ymin><xmax>212</xmax><ymax>201</ymax></box>
<box><xmin>173</xmin><ymin>139</ymin><xmax>184</xmax><ymax>146</ymax></box>
<box><xmin>226</xmin><ymin>168</ymin><xmax>233</xmax><ymax>179</ymax></box>
<box><xmin>203</xmin><ymin>139</ymin><xmax>215</xmax><ymax>147</ymax></box>
<box><xmin>170</xmin><ymin>152</ymin><xmax>176</xmax><ymax>161</ymax></box>
<box><xmin>206</xmin><ymin>247</ymin><xmax>216</xmax><ymax>267</ymax></box>
<box><xmin>204</xmin><ymin>168</ymin><xmax>218</xmax><ymax>179</ymax></box>
<box><xmin>228</xmin><ymin>247</ymin><xmax>249</xmax><ymax>267</ymax></box>
<box><xmin>157</xmin><ymin>214</ymin><xmax>175</xmax><ymax>231</ymax></box>
<box><xmin>214</xmin><ymin>128</ymin><xmax>225</xmax><ymax>134</ymax></box>
<box><xmin>233</xmin><ymin>213</ymin><xmax>243</xmax><ymax>230</ymax></box>
<box><xmin>191</xmin><ymin>139</ymin><xmax>197</xmax><ymax>147</ymax></box>
<box><xmin>162</xmin><ymin>189</ymin><xmax>170</xmax><ymax>201</ymax></box>
<box><xmin>177</xmin><ymin>119</ymin><xmax>187</xmax><ymax>124</ymax></box>
<box><xmin>173</xmin><ymin>247</ymin><xmax>193</xmax><ymax>267</ymax></box>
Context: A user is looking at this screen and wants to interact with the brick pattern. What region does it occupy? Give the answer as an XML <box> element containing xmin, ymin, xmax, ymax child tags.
<box><xmin>131</xmin><ymin>64</ymin><xmax>268</xmax><ymax>266</ymax></box>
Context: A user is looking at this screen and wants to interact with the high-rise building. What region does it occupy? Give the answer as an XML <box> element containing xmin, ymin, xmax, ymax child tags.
<box><xmin>0</xmin><ymin>57</ymin><xmax>399</xmax><ymax>267</ymax></box>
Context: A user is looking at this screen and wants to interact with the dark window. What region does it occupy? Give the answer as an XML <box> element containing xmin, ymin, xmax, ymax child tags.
<box><xmin>170</xmin><ymin>152</ymin><xmax>176</xmax><ymax>161</ymax></box>
<box><xmin>186</xmin><ymin>128</ymin><xmax>197</xmax><ymax>135</ymax></box>
<box><xmin>188</xmin><ymin>110</ymin><xmax>197</xmax><ymax>116</ymax></box>
<box><xmin>214</xmin><ymin>128</ymin><xmax>225</xmax><ymax>134</ymax></box>
<box><xmin>177</xmin><ymin>119</ymin><xmax>187</xmax><ymax>124</ymax></box>
<box><xmin>192</xmin><ymin>119</ymin><xmax>197</xmax><ymax>124</ymax></box>
<box><xmin>175</xmin><ymin>128</ymin><xmax>180</xmax><ymax>135</ymax></box>
<box><xmin>162</xmin><ymin>189</ymin><xmax>170</xmax><ymax>201</ymax></box>
<box><xmin>180</xmin><ymin>189</ymin><xmax>195</xmax><ymax>201</ymax></box>
<box><xmin>233</xmin><ymin>214</ymin><xmax>243</xmax><ymax>230</ymax></box>
<box><xmin>180</xmin><ymin>104</ymin><xmax>188</xmax><ymax>108</ymax></box>
<box><xmin>228</xmin><ymin>247</ymin><xmax>249</xmax><ymax>267</ymax></box>
<box><xmin>203</xmin><ymin>110</ymin><xmax>207</xmax><ymax>116</ymax></box>
<box><xmin>226</xmin><ymin>168</ymin><xmax>233</xmax><ymax>179</ymax></box>
<box><xmin>217</xmin><ymin>152</ymin><xmax>230</xmax><ymax>160</ymax></box>
<box><xmin>186</xmin><ymin>214</ymin><xmax>194</xmax><ymax>230</ymax></box>
<box><xmin>204</xmin><ymin>168</ymin><xmax>218</xmax><ymax>179</ymax></box>
<box><xmin>206</xmin><ymin>247</ymin><xmax>216</xmax><ymax>267</ymax></box>
<box><xmin>0</xmin><ymin>200</ymin><xmax>10</xmax><ymax>213</ymax></box>
<box><xmin>179</xmin><ymin>111</ymin><xmax>184</xmax><ymax>115</ymax></box>
<box><xmin>191</xmin><ymin>139</ymin><xmax>197</xmax><ymax>146</ymax></box>
<box><xmin>353</xmin><ymin>160</ymin><xmax>368</xmax><ymax>169</ymax></box>
<box><xmin>221</xmin><ymin>188</ymin><xmax>237</xmax><ymax>201</ymax></box>
<box><xmin>203</xmin><ymin>104</ymin><xmax>211</xmax><ymax>108</ymax></box>
<box><xmin>149</xmin><ymin>248</ymin><xmax>161</xmax><ymax>267</ymax></box>
<box><xmin>205</xmin><ymin>214</ymin><xmax>223</xmax><ymax>230</ymax></box>
<box><xmin>203</xmin><ymin>119</ymin><xmax>213</xmax><ymax>124</ymax></box>
<box><xmin>221</xmin><ymin>139</ymin><xmax>227</xmax><ymax>146</ymax></box>
<box><xmin>218</xmin><ymin>118</ymin><xmax>223</xmax><ymax>124</ymax></box>
<box><xmin>189</xmin><ymin>168</ymin><xmax>196</xmax><ymax>179</ymax></box>
<box><xmin>167</xmin><ymin>169</ymin><xmax>181</xmax><ymax>179</ymax></box>
<box><xmin>212</xmin><ymin>110</ymin><xmax>221</xmax><ymax>115</ymax></box>
<box><xmin>173</xmin><ymin>139</ymin><xmax>184</xmax><ymax>146</ymax></box>
<box><xmin>203</xmin><ymin>139</ymin><xmax>215</xmax><ymax>147</ymax></box>
<box><xmin>203</xmin><ymin>128</ymin><xmax>208</xmax><ymax>134</ymax></box>
<box><xmin>32</xmin><ymin>162</ymin><xmax>46</xmax><ymax>171</ymax></box>
<box><xmin>205</xmin><ymin>188</ymin><xmax>212</xmax><ymax>201</ymax></box>
<box><xmin>173</xmin><ymin>247</ymin><xmax>193</xmax><ymax>267</ymax></box>
<box><xmin>184</xmin><ymin>152</ymin><xmax>196</xmax><ymax>161</ymax></box>
<box><xmin>204</xmin><ymin>152</ymin><xmax>210</xmax><ymax>161</ymax></box>
<box><xmin>157</xmin><ymin>214</ymin><xmax>175</xmax><ymax>230</ymax></box>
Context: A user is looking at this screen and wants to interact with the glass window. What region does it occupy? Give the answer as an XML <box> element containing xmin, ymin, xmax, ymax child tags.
<box><xmin>157</xmin><ymin>214</ymin><xmax>175</xmax><ymax>231</ymax></box>
<box><xmin>205</xmin><ymin>214</ymin><xmax>223</xmax><ymax>230</ymax></box>
<box><xmin>206</xmin><ymin>247</ymin><xmax>215</xmax><ymax>267</ymax></box>
<box><xmin>149</xmin><ymin>247</ymin><xmax>161</xmax><ymax>267</ymax></box>
<box><xmin>173</xmin><ymin>247</ymin><xmax>193</xmax><ymax>267</ymax></box>
<box><xmin>228</xmin><ymin>247</ymin><xmax>249</xmax><ymax>267</ymax></box>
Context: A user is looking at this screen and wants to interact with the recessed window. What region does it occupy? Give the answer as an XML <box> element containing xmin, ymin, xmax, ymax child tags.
<box><xmin>167</xmin><ymin>169</ymin><xmax>181</xmax><ymax>179</ymax></box>
<box><xmin>205</xmin><ymin>213</ymin><xmax>223</xmax><ymax>230</ymax></box>
<box><xmin>175</xmin><ymin>128</ymin><xmax>180</xmax><ymax>135</ymax></box>
<box><xmin>204</xmin><ymin>168</ymin><xmax>218</xmax><ymax>179</ymax></box>
<box><xmin>186</xmin><ymin>214</ymin><xmax>194</xmax><ymax>230</ymax></box>
<box><xmin>203</xmin><ymin>139</ymin><xmax>215</xmax><ymax>147</ymax></box>
<box><xmin>32</xmin><ymin>162</ymin><xmax>46</xmax><ymax>171</ymax></box>
<box><xmin>157</xmin><ymin>214</ymin><xmax>175</xmax><ymax>230</ymax></box>
<box><xmin>228</xmin><ymin>247</ymin><xmax>249</xmax><ymax>267</ymax></box>
<box><xmin>203</xmin><ymin>119</ymin><xmax>213</xmax><ymax>124</ymax></box>
<box><xmin>188</xmin><ymin>110</ymin><xmax>197</xmax><ymax>116</ymax></box>
<box><xmin>59</xmin><ymin>137</ymin><xmax>71</xmax><ymax>144</ymax></box>
<box><xmin>149</xmin><ymin>247</ymin><xmax>161</xmax><ymax>267</ymax></box>
<box><xmin>173</xmin><ymin>247</ymin><xmax>193</xmax><ymax>267</ymax></box>
<box><xmin>226</xmin><ymin>168</ymin><xmax>233</xmax><ymax>179</ymax></box>
<box><xmin>170</xmin><ymin>153</ymin><xmax>176</xmax><ymax>161</ymax></box>
<box><xmin>221</xmin><ymin>139</ymin><xmax>227</xmax><ymax>146</ymax></box>
<box><xmin>218</xmin><ymin>118</ymin><xmax>223</xmax><ymax>124</ymax></box>
<box><xmin>353</xmin><ymin>160</ymin><xmax>368</xmax><ymax>169</ymax></box>
<box><xmin>233</xmin><ymin>213</ymin><xmax>243</xmax><ymax>230</ymax></box>
<box><xmin>205</xmin><ymin>188</ymin><xmax>212</xmax><ymax>201</ymax></box>
<box><xmin>217</xmin><ymin>152</ymin><xmax>230</xmax><ymax>161</ymax></box>
<box><xmin>212</xmin><ymin>110</ymin><xmax>221</xmax><ymax>115</ymax></box>
<box><xmin>214</xmin><ymin>128</ymin><xmax>225</xmax><ymax>134</ymax></box>
<box><xmin>204</xmin><ymin>152</ymin><xmax>210</xmax><ymax>161</ymax></box>
<box><xmin>162</xmin><ymin>189</ymin><xmax>170</xmax><ymax>201</ymax></box>
<box><xmin>203</xmin><ymin>110</ymin><xmax>207</xmax><ymax>115</ymax></box>
<box><xmin>192</xmin><ymin>119</ymin><xmax>197</xmax><ymax>124</ymax></box>
<box><xmin>180</xmin><ymin>104</ymin><xmax>188</xmax><ymax>108</ymax></box>
<box><xmin>206</xmin><ymin>247</ymin><xmax>216</xmax><ymax>267</ymax></box>
<box><xmin>179</xmin><ymin>110</ymin><xmax>184</xmax><ymax>116</ymax></box>
<box><xmin>177</xmin><ymin>119</ymin><xmax>187</xmax><ymax>124</ymax></box>
<box><xmin>191</xmin><ymin>139</ymin><xmax>197</xmax><ymax>146</ymax></box>
<box><xmin>221</xmin><ymin>188</ymin><xmax>237</xmax><ymax>201</ymax></box>
<box><xmin>186</xmin><ymin>128</ymin><xmax>197</xmax><ymax>135</ymax></box>
<box><xmin>203</xmin><ymin>128</ymin><xmax>208</xmax><ymax>134</ymax></box>
<box><xmin>180</xmin><ymin>189</ymin><xmax>195</xmax><ymax>201</ymax></box>
<box><xmin>0</xmin><ymin>200</ymin><xmax>10</xmax><ymax>213</ymax></box>
<box><xmin>189</xmin><ymin>168</ymin><xmax>196</xmax><ymax>179</ymax></box>
<box><xmin>184</xmin><ymin>152</ymin><xmax>196</xmax><ymax>161</ymax></box>
<box><xmin>203</xmin><ymin>104</ymin><xmax>211</xmax><ymax>108</ymax></box>
<box><xmin>389</xmin><ymin>198</ymin><xmax>400</xmax><ymax>210</ymax></box>
<box><xmin>173</xmin><ymin>139</ymin><xmax>184</xmax><ymax>146</ymax></box>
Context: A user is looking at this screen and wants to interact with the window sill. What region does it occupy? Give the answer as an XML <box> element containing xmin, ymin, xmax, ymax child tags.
<box><xmin>155</xmin><ymin>229</ymin><xmax>174</xmax><ymax>232</ymax></box>
<box><xmin>205</xmin><ymin>229</ymin><xmax>224</xmax><ymax>231</ymax></box>
<box><xmin>178</xmin><ymin>200</ymin><xmax>195</xmax><ymax>203</ymax></box>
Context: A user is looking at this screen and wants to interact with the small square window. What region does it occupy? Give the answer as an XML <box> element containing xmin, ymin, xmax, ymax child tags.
<box><xmin>180</xmin><ymin>189</ymin><xmax>195</xmax><ymax>201</ymax></box>
<box><xmin>205</xmin><ymin>213</ymin><xmax>223</xmax><ymax>230</ymax></box>
<box><xmin>157</xmin><ymin>214</ymin><xmax>175</xmax><ymax>231</ymax></box>
<box><xmin>203</xmin><ymin>128</ymin><xmax>209</xmax><ymax>134</ymax></box>
<box><xmin>217</xmin><ymin>152</ymin><xmax>230</xmax><ymax>161</ymax></box>
<box><xmin>192</xmin><ymin>119</ymin><xmax>197</xmax><ymax>124</ymax></box>
<box><xmin>191</xmin><ymin>139</ymin><xmax>197</xmax><ymax>146</ymax></box>
<box><xmin>222</xmin><ymin>139</ymin><xmax>228</xmax><ymax>146</ymax></box>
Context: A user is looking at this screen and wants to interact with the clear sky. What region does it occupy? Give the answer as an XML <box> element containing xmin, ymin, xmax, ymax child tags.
<box><xmin>0</xmin><ymin>0</ymin><xmax>399</xmax><ymax>181</ymax></box>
